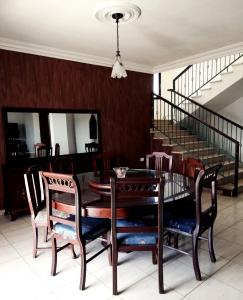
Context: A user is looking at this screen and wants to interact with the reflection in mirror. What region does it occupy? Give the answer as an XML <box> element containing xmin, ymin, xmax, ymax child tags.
<box><xmin>6</xmin><ymin>111</ymin><xmax>99</xmax><ymax>160</ymax></box>
<box><xmin>7</xmin><ymin>112</ymin><xmax>41</xmax><ymax>158</ymax></box>
<box><xmin>49</xmin><ymin>113</ymin><xmax>99</xmax><ymax>155</ymax></box>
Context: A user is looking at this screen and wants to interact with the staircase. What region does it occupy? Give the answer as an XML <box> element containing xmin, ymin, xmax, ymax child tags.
<box><xmin>172</xmin><ymin>53</ymin><xmax>243</xmax><ymax>106</ymax></box>
<box><xmin>152</xmin><ymin>94</ymin><xmax>242</xmax><ymax>196</ymax></box>
<box><xmin>151</xmin><ymin>52</ymin><xmax>243</xmax><ymax>196</ymax></box>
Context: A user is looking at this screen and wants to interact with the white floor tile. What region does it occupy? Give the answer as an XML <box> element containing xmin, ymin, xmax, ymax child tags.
<box><xmin>0</xmin><ymin>191</ymin><xmax>243</xmax><ymax>299</ymax></box>
<box><xmin>184</xmin><ymin>277</ymin><xmax>243</xmax><ymax>300</ymax></box>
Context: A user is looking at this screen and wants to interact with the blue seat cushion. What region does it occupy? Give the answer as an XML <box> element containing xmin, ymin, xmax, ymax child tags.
<box><xmin>116</xmin><ymin>219</ymin><xmax>157</xmax><ymax>246</ymax></box>
<box><xmin>164</xmin><ymin>199</ymin><xmax>196</xmax><ymax>234</ymax></box>
<box><xmin>53</xmin><ymin>217</ymin><xmax>110</xmax><ymax>241</ymax></box>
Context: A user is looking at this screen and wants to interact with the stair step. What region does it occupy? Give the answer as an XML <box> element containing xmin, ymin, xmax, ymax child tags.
<box><xmin>221</xmin><ymin>65</ymin><xmax>233</xmax><ymax>74</ymax></box>
<box><xmin>211</xmin><ymin>74</ymin><xmax>222</xmax><ymax>82</ymax></box>
<box><xmin>199</xmin><ymin>153</ymin><xmax>226</xmax><ymax>164</ymax></box>
<box><xmin>180</xmin><ymin>141</ymin><xmax>207</xmax><ymax>149</ymax></box>
<box><xmin>217</xmin><ymin>168</ymin><xmax>243</xmax><ymax>185</ymax></box>
<box><xmin>200</xmin><ymin>83</ymin><xmax>212</xmax><ymax>90</ymax></box>
<box><xmin>232</xmin><ymin>56</ymin><xmax>243</xmax><ymax>65</ymax></box>
<box><xmin>172</xmin><ymin>147</ymin><xmax>216</xmax><ymax>157</ymax></box>
<box><xmin>219</xmin><ymin>178</ymin><xmax>243</xmax><ymax>196</ymax></box>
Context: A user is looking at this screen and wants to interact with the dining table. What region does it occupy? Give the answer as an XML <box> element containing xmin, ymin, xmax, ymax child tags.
<box><xmin>52</xmin><ymin>169</ymin><xmax>195</xmax><ymax>219</ymax></box>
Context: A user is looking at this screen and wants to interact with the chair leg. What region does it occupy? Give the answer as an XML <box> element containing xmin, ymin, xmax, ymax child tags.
<box><xmin>112</xmin><ymin>244</ymin><xmax>118</xmax><ymax>295</ymax></box>
<box><xmin>106</xmin><ymin>231</ymin><xmax>112</xmax><ymax>266</ymax></box>
<box><xmin>208</xmin><ymin>226</ymin><xmax>216</xmax><ymax>262</ymax></box>
<box><xmin>43</xmin><ymin>226</ymin><xmax>48</xmax><ymax>243</ymax></box>
<box><xmin>158</xmin><ymin>240</ymin><xmax>164</xmax><ymax>293</ymax></box>
<box><xmin>152</xmin><ymin>249</ymin><xmax>157</xmax><ymax>265</ymax></box>
<box><xmin>71</xmin><ymin>244</ymin><xmax>77</xmax><ymax>259</ymax></box>
<box><xmin>192</xmin><ymin>234</ymin><xmax>201</xmax><ymax>281</ymax></box>
<box><xmin>51</xmin><ymin>236</ymin><xmax>57</xmax><ymax>276</ymax></box>
<box><xmin>173</xmin><ymin>233</ymin><xmax>179</xmax><ymax>249</ymax></box>
<box><xmin>79</xmin><ymin>241</ymin><xmax>86</xmax><ymax>290</ymax></box>
<box><xmin>32</xmin><ymin>225</ymin><xmax>38</xmax><ymax>258</ymax></box>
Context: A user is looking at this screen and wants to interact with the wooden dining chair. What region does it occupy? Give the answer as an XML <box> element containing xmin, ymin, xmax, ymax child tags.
<box><xmin>37</xmin><ymin>145</ymin><xmax>52</xmax><ymax>157</ymax></box>
<box><xmin>54</xmin><ymin>143</ymin><xmax>60</xmax><ymax>156</ymax></box>
<box><xmin>146</xmin><ymin>152</ymin><xmax>173</xmax><ymax>172</ymax></box>
<box><xmin>85</xmin><ymin>142</ymin><xmax>99</xmax><ymax>152</ymax></box>
<box><xmin>92</xmin><ymin>152</ymin><xmax>118</xmax><ymax>173</ymax></box>
<box><xmin>49</xmin><ymin>157</ymin><xmax>73</xmax><ymax>174</ymax></box>
<box><xmin>183</xmin><ymin>157</ymin><xmax>204</xmax><ymax>180</ymax></box>
<box><xmin>24</xmin><ymin>165</ymin><xmax>48</xmax><ymax>258</ymax></box>
<box><xmin>111</xmin><ymin>176</ymin><xmax>165</xmax><ymax>295</ymax></box>
<box><xmin>40</xmin><ymin>171</ymin><xmax>111</xmax><ymax>290</ymax></box>
<box><xmin>164</xmin><ymin>164</ymin><xmax>222</xmax><ymax>281</ymax></box>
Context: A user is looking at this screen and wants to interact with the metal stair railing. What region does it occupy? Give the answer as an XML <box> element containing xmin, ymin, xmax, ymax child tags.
<box><xmin>173</xmin><ymin>53</ymin><xmax>243</xmax><ymax>99</ymax></box>
<box><xmin>169</xmin><ymin>89</ymin><xmax>243</xmax><ymax>163</ymax></box>
<box><xmin>152</xmin><ymin>92</ymin><xmax>240</xmax><ymax>196</ymax></box>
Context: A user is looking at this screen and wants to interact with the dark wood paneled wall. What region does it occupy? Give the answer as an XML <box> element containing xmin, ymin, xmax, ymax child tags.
<box><xmin>0</xmin><ymin>49</ymin><xmax>153</xmax><ymax>209</ymax></box>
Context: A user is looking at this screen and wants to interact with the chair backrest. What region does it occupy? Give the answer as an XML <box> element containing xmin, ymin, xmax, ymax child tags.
<box><xmin>24</xmin><ymin>165</ymin><xmax>44</xmax><ymax>219</ymax></box>
<box><xmin>146</xmin><ymin>152</ymin><xmax>173</xmax><ymax>172</ymax></box>
<box><xmin>34</xmin><ymin>143</ymin><xmax>46</xmax><ymax>156</ymax></box>
<box><xmin>54</xmin><ymin>143</ymin><xmax>60</xmax><ymax>156</ymax></box>
<box><xmin>110</xmin><ymin>176</ymin><xmax>165</xmax><ymax>241</ymax></box>
<box><xmin>37</xmin><ymin>145</ymin><xmax>52</xmax><ymax>157</ymax></box>
<box><xmin>195</xmin><ymin>164</ymin><xmax>222</xmax><ymax>225</ymax></box>
<box><xmin>183</xmin><ymin>157</ymin><xmax>204</xmax><ymax>180</ymax></box>
<box><xmin>49</xmin><ymin>157</ymin><xmax>72</xmax><ymax>173</ymax></box>
<box><xmin>93</xmin><ymin>152</ymin><xmax>117</xmax><ymax>172</ymax></box>
<box><xmin>40</xmin><ymin>172</ymin><xmax>81</xmax><ymax>238</ymax></box>
<box><xmin>85</xmin><ymin>142</ymin><xmax>99</xmax><ymax>153</ymax></box>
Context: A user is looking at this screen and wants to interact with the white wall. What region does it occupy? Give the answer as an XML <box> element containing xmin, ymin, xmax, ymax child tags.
<box><xmin>49</xmin><ymin>113</ymin><xmax>69</xmax><ymax>155</ymax></box>
<box><xmin>219</xmin><ymin>96</ymin><xmax>243</xmax><ymax>126</ymax></box>
<box><xmin>153</xmin><ymin>68</ymin><xmax>184</xmax><ymax>120</ymax></box>
<box><xmin>161</xmin><ymin>67</ymin><xmax>184</xmax><ymax>100</ymax></box>
<box><xmin>24</xmin><ymin>113</ymin><xmax>41</xmax><ymax>153</ymax></box>
<box><xmin>74</xmin><ymin>114</ymin><xmax>98</xmax><ymax>153</ymax></box>
<box><xmin>66</xmin><ymin>114</ymin><xmax>77</xmax><ymax>154</ymax></box>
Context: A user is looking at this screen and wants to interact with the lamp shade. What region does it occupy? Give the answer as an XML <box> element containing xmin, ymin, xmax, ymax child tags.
<box><xmin>111</xmin><ymin>55</ymin><xmax>127</xmax><ymax>79</ymax></box>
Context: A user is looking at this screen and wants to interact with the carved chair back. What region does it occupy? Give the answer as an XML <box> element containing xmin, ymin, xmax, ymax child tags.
<box><xmin>146</xmin><ymin>152</ymin><xmax>173</xmax><ymax>172</ymax></box>
<box><xmin>110</xmin><ymin>176</ymin><xmax>165</xmax><ymax>294</ymax></box>
<box><xmin>40</xmin><ymin>172</ymin><xmax>82</xmax><ymax>239</ymax></box>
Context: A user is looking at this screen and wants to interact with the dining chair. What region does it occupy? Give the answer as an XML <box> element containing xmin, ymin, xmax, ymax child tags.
<box><xmin>40</xmin><ymin>171</ymin><xmax>111</xmax><ymax>290</ymax></box>
<box><xmin>110</xmin><ymin>176</ymin><xmax>165</xmax><ymax>295</ymax></box>
<box><xmin>34</xmin><ymin>143</ymin><xmax>46</xmax><ymax>156</ymax></box>
<box><xmin>146</xmin><ymin>152</ymin><xmax>173</xmax><ymax>172</ymax></box>
<box><xmin>93</xmin><ymin>152</ymin><xmax>118</xmax><ymax>173</ymax></box>
<box><xmin>54</xmin><ymin>143</ymin><xmax>60</xmax><ymax>156</ymax></box>
<box><xmin>85</xmin><ymin>142</ymin><xmax>99</xmax><ymax>152</ymax></box>
<box><xmin>163</xmin><ymin>164</ymin><xmax>222</xmax><ymax>281</ymax></box>
<box><xmin>37</xmin><ymin>145</ymin><xmax>53</xmax><ymax>157</ymax></box>
<box><xmin>49</xmin><ymin>157</ymin><xmax>73</xmax><ymax>173</ymax></box>
<box><xmin>24</xmin><ymin>165</ymin><xmax>48</xmax><ymax>258</ymax></box>
<box><xmin>183</xmin><ymin>157</ymin><xmax>204</xmax><ymax>180</ymax></box>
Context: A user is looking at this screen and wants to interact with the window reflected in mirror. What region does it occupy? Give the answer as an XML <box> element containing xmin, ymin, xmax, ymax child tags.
<box><xmin>6</xmin><ymin>110</ymin><xmax>100</xmax><ymax>160</ymax></box>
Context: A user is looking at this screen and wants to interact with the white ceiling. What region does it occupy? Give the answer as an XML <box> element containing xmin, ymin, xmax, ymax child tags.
<box><xmin>0</xmin><ymin>0</ymin><xmax>243</xmax><ymax>73</ymax></box>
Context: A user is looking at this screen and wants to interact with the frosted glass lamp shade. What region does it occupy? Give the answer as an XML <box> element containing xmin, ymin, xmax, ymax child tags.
<box><xmin>111</xmin><ymin>56</ymin><xmax>127</xmax><ymax>79</ymax></box>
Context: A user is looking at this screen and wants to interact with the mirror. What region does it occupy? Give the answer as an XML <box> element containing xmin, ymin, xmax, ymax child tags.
<box><xmin>5</xmin><ymin>110</ymin><xmax>100</xmax><ymax>160</ymax></box>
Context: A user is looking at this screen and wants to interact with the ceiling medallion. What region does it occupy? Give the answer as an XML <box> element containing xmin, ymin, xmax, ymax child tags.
<box><xmin>94</xmin><ymin>1</ymin><xmax>141</xmax><ymax>24</ymax></box>
<box><xmin>94</xmin><ymin>2</ymin><xmax>141</xmax><ymax>78</ymax></box>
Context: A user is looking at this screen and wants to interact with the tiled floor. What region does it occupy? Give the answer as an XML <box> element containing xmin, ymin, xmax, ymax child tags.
<box><xmin>1</xmin><ymin>191</ymin><xmax>243</xmax><ymax>299</ymax></box>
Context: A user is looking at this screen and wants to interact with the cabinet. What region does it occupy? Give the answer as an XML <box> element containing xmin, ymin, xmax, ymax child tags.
<box><xmin>3</xmin><ymin>153</ymin><xmax>94</xmax><ymax>220</ymax></box>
